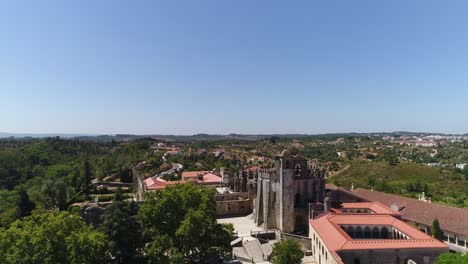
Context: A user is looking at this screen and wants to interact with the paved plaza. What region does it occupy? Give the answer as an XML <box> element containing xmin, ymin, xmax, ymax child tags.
<box><xmin>217</xmin><ymin>214</ymin><xmax>263</xmax><ymax>237</ymax></box>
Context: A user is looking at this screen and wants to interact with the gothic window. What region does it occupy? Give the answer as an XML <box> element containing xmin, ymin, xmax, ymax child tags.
<box><xmin>285</xmin><ymin>160</ymin><xmax>291</xmax><ymax>169</ymax></box>
<box><xmin>294</xmin><ymin>164</ymin><xmax>302</xmax><ymax>177</ymax></box>
<box><xmin>355</xmin><ymin>226</ymin><xmax>363</xmax><ymax>239</ymax></box>
<box><xmin>381</xmin><ymin>227</ymin><xmax>389</xmax><ymax>239</ymax></box>
<box><xmin>363</xmin><ymin>226</ymin><xmax>371</xmax><ymax>238</ymax></box>
<box><xmin>372</xmin><ymin>227</ymin><xmax>380</xmax><ymax>239</ymax></box>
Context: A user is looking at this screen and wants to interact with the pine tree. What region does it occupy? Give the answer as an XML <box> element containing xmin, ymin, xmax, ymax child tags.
<box><xmin>81</xmin><ymin>159</ymin><xmax>92</xmax><ymax>201</ymax></box>
<box><xmin>431</xmin><ymin>218</ymin><xmax>443</xmax><ymax>241</ymax></box>
<box><xmin>16</xmin><ymin>189</ymin><xmax>35</xmax><ymax>218</ymax></box>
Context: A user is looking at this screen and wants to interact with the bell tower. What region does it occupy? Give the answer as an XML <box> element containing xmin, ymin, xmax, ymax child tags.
<box><xmin>278</xmin><ymin>149</ymin><xmax>325</xmax><ymax>232</ymax></box>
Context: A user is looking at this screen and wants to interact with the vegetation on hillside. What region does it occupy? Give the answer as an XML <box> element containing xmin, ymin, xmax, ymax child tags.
<box><xmin>328</xmin><ymin>160</ymin><xmax>468</xmax><ymax>208</ymax></box>
<box><xmin>435</xmin><ymin>252</ymin><xmax>468</xmax><ymax>264</ymax></box>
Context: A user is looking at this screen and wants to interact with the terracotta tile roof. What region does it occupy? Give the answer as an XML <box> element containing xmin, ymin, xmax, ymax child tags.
<box><xmin>340</xmin><ymin>202</ymin><xmax>400</xmax><ymax>216</ymax></box>
<box><xmin>201</xmin><ymin>172</ymin><xmax>222</xmax><ymax>183</ymax></box>
<box><xmin>310</xmin><ymin>213</ymin><xmax>447</xmax><ymax>253</ymax></box>
<box><xmin>311</xmin><ymin>213</ymin><xmax>349</xmax><ymax>251</ymax></box>
<box><xmin>353</xmin><ymin>188</ymin><xmax>468</xmax><ymax>236</ymax></box>
<box><xmin>144</xmin><ymin>177</ymin><xmax>184</xmax><ymax>190</ymax></box>
<box><xmin>341</xmin><ymin>239</ymin><xmax>447</xmax><ymax>250</ymax></box>
<box><xmin>182</xmin><ymin>171</ymin><xmax>208</xmax><ymax>179</ymax></box>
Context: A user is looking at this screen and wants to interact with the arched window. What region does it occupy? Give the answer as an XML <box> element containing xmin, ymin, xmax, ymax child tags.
<box><xmin>346</xmin><ymin>226</ymin><xmax>355</xmax><ymax>238</ymax></box>
<box><xmin>363</xmin><ymin>226</ymin><xmax>371</xmax><ymax>238</ymax></box>
<box><xmin>381</xmin><ymin>227</ymin><xmax>389</xmax><ymax>239</ymax></box>
<box><xmin>294</xmin><ymin>163</ymin><xmax>302</xmax><ymax>176</ymax></box>
<box><xmin>355</xmin><ymin>226</ymin><xmax>363</xmax><ymax>239</ymax></box>
<box><xmin>372</xmin><ymin>227</ymin><xmax>380</xmax><ymax>239</ymax></box>
<box><xmin>285</xmin><ymin>160</ymin><xmax>291</xmax><ymax>169</ymax></box>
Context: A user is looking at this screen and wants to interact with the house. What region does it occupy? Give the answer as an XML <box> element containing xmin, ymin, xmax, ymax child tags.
<box><xmin>165</xmin><ymin>150</ymin><xmax>180</xmax><ymax>156</ymax></box>
<box><xmin>200</xmin><ymin>172</ymin><xmax>223</xmax><ymax>185</ymax></box>
<box><xmin>212</xmin><ymin>149</ymin><xmax>225</xmax><ymax>157</ymax></box>
<box><xmin>196</xmin><ymin>148</ymin><xmax>207</xmax><ymax>155</ymax></box>
<box><xmin>144</xmin><ymin>177</ymin><xmax>183</xmax><ymax>190</ymax></box>
<box><xmin>182</xmin><ymin>171</ymin><xmax>209</xmax><ymax>181</ymax></box>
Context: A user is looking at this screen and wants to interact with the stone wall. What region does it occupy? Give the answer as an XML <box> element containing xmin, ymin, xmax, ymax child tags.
<box><xmin>215</xmin><ymin>193</ymin><xmax>252</xmax><ymax>217</ymax></box>
<box><xmin>281</xmin><ymin>232</ymin><xmax>312</xmax><ymax>250</ymax></box>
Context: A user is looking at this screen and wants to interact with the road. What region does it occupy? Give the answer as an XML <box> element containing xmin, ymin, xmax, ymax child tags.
<box><xmin>327</xmin><ymin>164</ymin><xmax>350</xmax><ymax>178</ymax></box>
<box><xmin>155</xmin><ymin>162</ymin><xmax>183</xmax><ymax>180</ymax></box>
<box><xmin>133</xmin><ymin>166</ymin><xmax>145</xmax><ymax>201</ymax></box>
<box><xmin>133</xmin><ymin>159</ymin><xmax>183</xmax><ymax>201</ymax></box>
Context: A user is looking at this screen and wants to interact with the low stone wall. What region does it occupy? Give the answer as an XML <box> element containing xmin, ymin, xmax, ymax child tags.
<box><xmin>281</xmin><ymin>232</ymin><xmax>312</xmax><ymax>251</ymax></box>
<box><xmin>215</xmin><ymin>192</ymin><xmax>253</xmax><ymax>217</ymax></box>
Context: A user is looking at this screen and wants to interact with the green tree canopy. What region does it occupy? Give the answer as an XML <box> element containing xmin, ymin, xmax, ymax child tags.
<box><xmin>435</xmin><ymin>252</ymin><xmax>468</xmax><ymax>264</ymax></box>
<box><xmin>0</xmin><ymin>211</ymin><xmax>108</xmax><ymax>264</ymax></box>
<box><xmin>270</xmin><ymin>239</ymin><xmax>304</xmax><ymax>264</ymax></box>
<box><xmin>138</xmin><ymin>183</ymin><xmax>233</xmax><ymax>263</ymax></box>
<box><xmin>100</xmin><ymin>199</ymin><xmax>143</xmax><ymax>263</ymax></box>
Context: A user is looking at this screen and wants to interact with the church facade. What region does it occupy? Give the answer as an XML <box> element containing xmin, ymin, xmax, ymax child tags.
<box><xmin>254</xmin><ymin>149</ymin><xmax>325</xmax><ymax>233</ymax></box>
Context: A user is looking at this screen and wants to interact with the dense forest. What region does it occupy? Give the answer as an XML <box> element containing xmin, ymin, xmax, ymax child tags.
<box><xmin>0</xmin><ymin>137</ymin><xmax>152</xmax><ymax>227</ymax></box>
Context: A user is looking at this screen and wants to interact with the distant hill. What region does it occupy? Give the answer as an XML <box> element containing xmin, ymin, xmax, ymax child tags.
<box><xmin>1</xmin><ymin>131</ymin><xmax>466</xmax><ymax>141</ymax></box>
<box><xmin>0</xmin><ymin>132</ymin><xmax>98</xmax><ymax>138</ymax></box>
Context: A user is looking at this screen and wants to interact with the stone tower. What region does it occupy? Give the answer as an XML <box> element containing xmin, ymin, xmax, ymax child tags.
<box><xmin>254</xmin><ymin>149</ymin><xmax>325</xmax><ymax>233</ymax></box>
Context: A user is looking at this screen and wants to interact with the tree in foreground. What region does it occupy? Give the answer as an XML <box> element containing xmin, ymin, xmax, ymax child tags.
<box><xmin>138</xmin><ymin>183</ymin><xmax>233</xmax><ymax>263</ymax></box>
<box><xmin>100</xmin><ymin>192</ymin><xmax>143</xmax><ymax>263</ymax></box>
<box><xmin>431</xmin><ymin>218</ymin><xmax>444</xmax><ymax>241</ymax></box>
<box><xmin>0</xmin><ymin>211</ymin><xmax>108</xmax><ymax>264</ymax></box>
<box><xmin>435</xmin><ymin>252</ymin><xmax>468</xmax><ymax>264</ymax></box>
<box><xmin>270</xmin><ymin>239</ymin><xmax>304</xmax><ymax>264</ymax></box>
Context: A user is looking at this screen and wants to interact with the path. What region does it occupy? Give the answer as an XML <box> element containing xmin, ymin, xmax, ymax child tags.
<box><xmin>328</xmin><ymin>164</ymin><xmax>350</xmax><ymax>178</ymax></box>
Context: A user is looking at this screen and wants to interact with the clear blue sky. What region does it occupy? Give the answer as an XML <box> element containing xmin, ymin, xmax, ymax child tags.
<box><xmin>1</xmin><ymin>1</ymin><xmax>467</xmax><ymax>135</ymax></box>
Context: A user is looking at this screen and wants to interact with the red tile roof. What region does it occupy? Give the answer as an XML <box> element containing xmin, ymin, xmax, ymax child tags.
<box><xmin>340</xmin><ymin>202</ymin><xmax>400</xmax><ymax>216</ymax></box>
<box><xmin>310</xmin><ymin>213</ymin><xmax>447</xmax><ymax>253</ymax></box>
<box><xmin>182</xmin><ymin>171</ymin><xmax>208</xmax><ymax>179</ymax></box>
<box><xmin>202</xmin><ymin>172</ymin><xmax>222</xmax><ymax>183</ymax></box>
<box><xmin>144</xmin><ymin>177</ymin><xmax>184</xmax><ymax>190</ymax></box>
<box><xmin>353</xmin><ymin>188</ymin><xmax>468</xmax><ymax>236</ymax></box>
